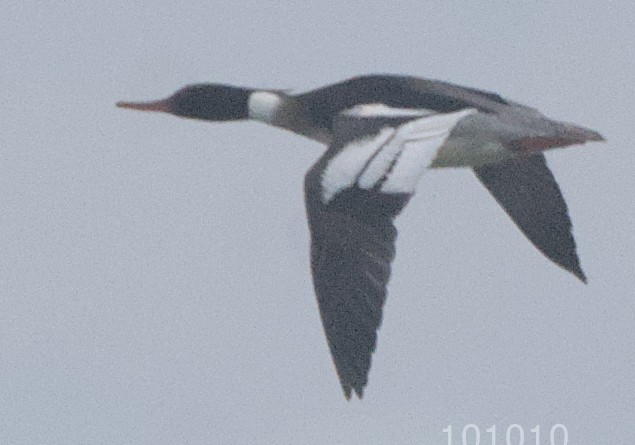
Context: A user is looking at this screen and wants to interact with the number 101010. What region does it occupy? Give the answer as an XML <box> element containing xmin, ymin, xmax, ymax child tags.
<box><xmin>443</xmin><ymin>424</ymin><xmax>568</xmax><ymax>445</ymax></box>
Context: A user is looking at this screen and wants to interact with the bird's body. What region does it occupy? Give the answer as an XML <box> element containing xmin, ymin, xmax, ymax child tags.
<box><xmin>118</xmin><ymin>74</ymin><xmax>603</xmax><ymax>399</ymax></box>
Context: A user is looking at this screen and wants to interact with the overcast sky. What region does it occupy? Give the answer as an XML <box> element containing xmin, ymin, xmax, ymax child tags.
<box><xmin>1</xmin><ymin>2</ymin><xmax>634</xmax><ymax>444</ymax></box>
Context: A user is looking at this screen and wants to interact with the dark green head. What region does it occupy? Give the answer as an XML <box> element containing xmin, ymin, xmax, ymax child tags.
<box><xmin>117</xmin><ymin>84</ymin><xmax>253</xmax><ymax>121</ymax></box>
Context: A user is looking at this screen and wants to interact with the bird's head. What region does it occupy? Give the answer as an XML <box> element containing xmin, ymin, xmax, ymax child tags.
<box><xmin>117</xmin><ymin>84</ymin><xmax>253</xmax><ymax>121</ymax></box>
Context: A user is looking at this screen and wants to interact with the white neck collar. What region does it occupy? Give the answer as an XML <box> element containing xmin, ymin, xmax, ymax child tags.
<box><xmin>247</xmin><ymin>91</ymin><xmax>282</xmax><ymax>124</ymax></box>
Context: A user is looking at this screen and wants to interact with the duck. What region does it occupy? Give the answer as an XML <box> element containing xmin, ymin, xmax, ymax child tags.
<box><xmin>117</xmin><ymin>74</ymin><xmax>604</xmax><ymax>399</ymax></box>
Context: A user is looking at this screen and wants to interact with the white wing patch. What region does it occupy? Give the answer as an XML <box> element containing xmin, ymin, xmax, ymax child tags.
<box><xmin>321</xmin><ymin>108</ymin><xmax>477</xmax><ymax>203</ymax></box>
<box><xmin>321</xmin><ymin>128</ymin><xmax>395</xmax><ymax>204</ymax></box>
<box><xmin>380</xmin><ymin>109</ymin><xmax>476</xmax><ymax>193</ymax></box>
<box><xmin>357</xmin><ymin>132</ymin><xmax>401</xmax><ymax>189</ymax></box>
<box><xmin>343</xmin><ymin>103</ymin><xmax>435</xmax><ymax>118</ymax></box>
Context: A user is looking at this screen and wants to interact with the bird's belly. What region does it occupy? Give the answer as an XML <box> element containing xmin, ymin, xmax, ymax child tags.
<box><xmin>430</xmin><ymin>137</ymin><xmax>515</xmax><ymax>168</ymax></box>
<box><xmin>428</xmin><ymin>111</ymin><xmax>536</xmax><ymax>168</ymax></box>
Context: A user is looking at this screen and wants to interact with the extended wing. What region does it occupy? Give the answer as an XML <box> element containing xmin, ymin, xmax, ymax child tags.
<box><xmin>304</xmin><ymin>109</ymin><xmax>472</xmax><ymax>398</ymax></box>
<box><xmin>474</xmin><ymin>154</ymin><xmax>586</xmax><ymax>282</ymax></box>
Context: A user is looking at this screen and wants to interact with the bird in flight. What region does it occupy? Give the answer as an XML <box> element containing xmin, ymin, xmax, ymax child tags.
<box><xmin>118</xmin><ymin>74</ymin><xmax>604</xmax><ymax>399</ymax></box>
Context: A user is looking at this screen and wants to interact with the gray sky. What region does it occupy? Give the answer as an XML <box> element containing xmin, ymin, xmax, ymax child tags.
<box><xmin>1</xmin><ymin>1</ymin><xmax>633</xmax><ymax>444</ymax></box>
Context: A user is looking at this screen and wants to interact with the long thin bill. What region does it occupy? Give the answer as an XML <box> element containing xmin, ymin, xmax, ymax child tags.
<box><xmin>116</xmin><ymin>98</ymin><xmax>172</xmax><ymax>113</ymax></box>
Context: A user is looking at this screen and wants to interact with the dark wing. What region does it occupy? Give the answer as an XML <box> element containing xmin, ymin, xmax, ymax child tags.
<box><xmin>303</xmin><ymin>116</ymin><xmax>412</xmax><ymax>399</ymax></box>
<box><xmin>304</xmin><ymin>110</ymin><xmax>473</xmax><ymax>398</ymax></box>
<box><xmin>305</xmin><ymin>186</ymin><xmax>408</xmax><ymax>399</ymax></box>
<box><xmin>474</xmin><ymin>154</ymin><xmax>586</xmax><ymax>282</ymax></box>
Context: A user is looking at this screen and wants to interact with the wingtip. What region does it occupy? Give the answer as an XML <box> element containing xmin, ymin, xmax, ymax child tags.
<box><xmin>574</xmin><ymin>269</ymin><xmax>588</xmax><ymax>284</ymax></box>
<box><xmin>567</xmin><ymin>264</ymin><xmax>587</xmax><ymax>284</ymax></box>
